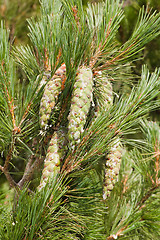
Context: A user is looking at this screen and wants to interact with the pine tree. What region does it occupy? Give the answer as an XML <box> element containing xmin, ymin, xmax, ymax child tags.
<box><xmin>0</xmin><ymin>0</ymin><xmax>160</xmax><ymax>239</ymax></box>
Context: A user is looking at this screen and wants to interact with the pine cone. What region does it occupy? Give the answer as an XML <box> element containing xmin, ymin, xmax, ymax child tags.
<box><xmin>68</xmin><ymin>67</ymin><xmax>93</xmax><ymax>148</ymax></box>
<box><xmin>39</xmin><ymin>64</ymin><xmax>66</xmax><ymax>130</ymax></box>
<box><xmin>38</xmin><ymin>72</ymin><xmax>51</xmax><ymax>90</ymax></box>
<box><xmin>38</xmin><ymin>129</ymin><xmax>66</xmax><ymax>190</ymax></box>
<box><xmin>103</xmin><ymin>139</ymin><xmax>123</xmax><ymax>199</ymax></box>
<box><xmin>57</xmin><ymin>127</ymin><xmax>68</xmax><ymax>163</ymax></box>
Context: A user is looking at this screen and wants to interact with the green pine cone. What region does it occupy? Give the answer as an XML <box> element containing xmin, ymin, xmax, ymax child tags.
<box><xmin>103</xmin><ymin>138</ymin><xmax>123</xmax><ymax>199</ymax></box>
<box><xmin>68</xmin><ymin>67</ymin><xmax>93</xmax><ymax>148</ymax></box>
<box><xmin>57</xmin><ymin>127</ymin><xmax>68</xmax><ymax>163</ymax></box>
<box><xmin>38</xmin><ymin>129</ymin><xmax>66</xmax><ymax>190</ymax></box>
<box><xmin>39</xmin><ymin>64</ymin><xmax>66</xmax><ymax>130</ymax></box>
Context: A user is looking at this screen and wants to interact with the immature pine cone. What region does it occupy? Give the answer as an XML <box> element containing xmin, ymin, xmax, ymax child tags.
<box><xmin>103</xmin><ymin>139</ymin><xmax>123</xmax><ymax>199</ymax></box>
<box><xmin>38</xmin><ymin>129</ymin><xmax>66</xmax><ymax>190</ymax></box>
<box><xmin>68</xmin><ymin>67</ymin><xmax>93</xmax><ymax>148</ymax></box>
<box><xmin>39</xmin><ymin>64</ymin><xmax>66</xmax><ymax>130</ymax></box>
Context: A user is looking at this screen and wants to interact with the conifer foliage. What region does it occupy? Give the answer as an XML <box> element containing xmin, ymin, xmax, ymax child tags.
<box><xmin>0</xmin><ymin>0</ymin><xmax>160</xmax><ymax>239</ymax></box>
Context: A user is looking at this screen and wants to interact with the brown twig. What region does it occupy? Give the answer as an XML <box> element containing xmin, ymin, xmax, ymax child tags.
<box><xmin>0</xmin><ymin>165</ymin><xmax>17</xmax><ymax>188</ymax></box>
<box><xmin>18</xmin><ymin>154</ymin><xmax>45</xmax><ymax>189</ymax></box>
<box><xmin>18</xmin><ymin>131</ymin><xmax>54</xmax><ymax>189</ymax></box>
<box><xmin>17</xmin><ymin>154</ymin><xmax>35</xmax><ymax>188</ymax></box>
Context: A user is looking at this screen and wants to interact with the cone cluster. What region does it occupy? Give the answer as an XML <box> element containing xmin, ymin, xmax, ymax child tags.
<box><xmin>68</xmin><ymin>67</ymin><xmax>93</xmax><ymax>148</ymax></box>
<box><xmin>39</xmin><ymin>64</ymin><xmax>66</xmax><ymax>130</ymax></box>
<box><xmin>103</xmin><ymin>139</ymin><xmax>123</xmax><ymax>199</ymax></box>
<box><xmin>38</xmin><ymin>66</ymin><xmax>122</xmax><ymax>198</ymax></box>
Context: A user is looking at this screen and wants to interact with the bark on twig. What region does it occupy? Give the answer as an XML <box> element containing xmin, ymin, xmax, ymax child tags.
<box><xmin>0</xmin><ymin>165</ymin><xmax>17</xmax><ymax>188</ymax></box>
<box><xmin>18</xmin><ymin>128</ymin><xmax>55</xmax><ymax>189</ymax></box>
<box><xmin>18</xmin><ymin>154</ymin><xmax>44</xmax><ymax>189</ymax></box>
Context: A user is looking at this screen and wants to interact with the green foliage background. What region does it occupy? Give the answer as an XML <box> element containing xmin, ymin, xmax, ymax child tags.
<box><xmin>0</xmin><ymin>0</ymin><xmax>40</xmax><ymax>45</ymax></box>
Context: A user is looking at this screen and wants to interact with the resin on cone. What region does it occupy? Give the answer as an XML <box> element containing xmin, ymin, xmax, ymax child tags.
<box><xmin>39</xmin><ymin>64</ymin><xmax>66</xmax><ymax>130</ymax></box>
<box><xmin>68</xmin><ymin>67</ymin><xmax>93</xmax><ymax>148</ymax></box>
<box><xmin>38</xmin><ymin>129</ymin><xmax>66</xmax><ymax>190</ymax></box>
